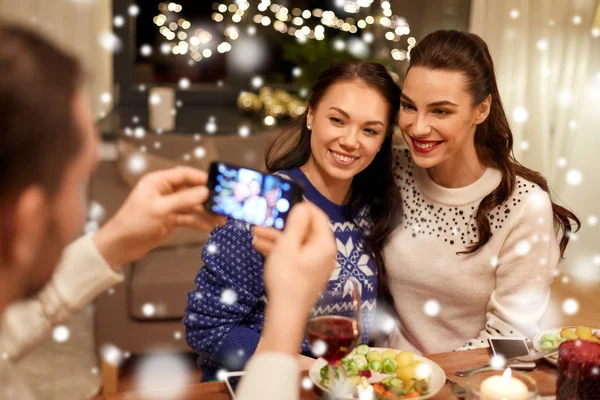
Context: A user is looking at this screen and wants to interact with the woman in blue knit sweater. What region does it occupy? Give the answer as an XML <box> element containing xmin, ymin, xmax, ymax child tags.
<box><xmin>184</xmin><ymin>61</ymin><xmax>401</xmax><ymax>380</ymax></box>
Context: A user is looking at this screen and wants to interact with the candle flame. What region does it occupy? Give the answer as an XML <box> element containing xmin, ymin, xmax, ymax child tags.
<box><xmin>502</xmin><ymin>367</ymin><xmax>512</xmax><ymax>384</ymax></box>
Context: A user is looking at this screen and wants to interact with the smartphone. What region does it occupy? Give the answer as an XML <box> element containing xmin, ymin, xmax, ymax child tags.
<box><xmin>205</xmin><ymin>161</ymin><xmax>304</xmax><ymax>229</ymax></box>
<box><xmin>488</xmin><ymin>337</ymin><xmax>535</xmax><ymax>369</ymax></box>
<box><xmin>223</xmin><ymin>371</ymin><xmax>245</xmax><ymax>399</ymax></box>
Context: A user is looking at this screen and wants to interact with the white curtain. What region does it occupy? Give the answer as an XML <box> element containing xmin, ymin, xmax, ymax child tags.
<box><xmin>470</xmin><ymin>0</ymin><xmax>600</xmax><ymax>280</ymax></box>
<box><xmin>0</xmin><ymin>0</ymin><xmax>113</xmax><ymax>116</ymax></box>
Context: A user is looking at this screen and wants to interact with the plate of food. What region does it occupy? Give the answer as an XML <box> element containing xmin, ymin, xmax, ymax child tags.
<box><xmin>533</xmin><ymin>326</ymin><xmax>600</xmax><ymax>366</ymax></box>
<box><xmin>308</xmin><ymin>345</ymin><xmax>446</xmax><ymax>399</ymax></box>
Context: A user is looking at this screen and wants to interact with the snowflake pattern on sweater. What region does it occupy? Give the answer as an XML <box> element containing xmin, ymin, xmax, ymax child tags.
<box><xmin>183</xmin><ymin>168</ymin><xmax>377</xmax><ymax>379</ymax></box>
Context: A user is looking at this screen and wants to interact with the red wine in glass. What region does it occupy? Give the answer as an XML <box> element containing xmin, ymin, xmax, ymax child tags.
<box><xmin>307</xmin><ymin>315</ymin><xmax>360</xmax><ymax>365</ymax></box>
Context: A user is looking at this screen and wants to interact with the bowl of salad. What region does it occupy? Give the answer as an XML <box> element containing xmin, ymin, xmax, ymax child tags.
<box><xmin>533</xmin><ymin>326</ymin><xmax>600</xmax><ymax>366</ymax></box>
<box><xmin>308</xmin><ymin>345</ymin><xmax>446</xmax><ymax>399</ymax></box>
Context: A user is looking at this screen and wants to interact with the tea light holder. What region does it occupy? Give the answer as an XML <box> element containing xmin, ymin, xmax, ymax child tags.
<box><xmin>466</xmin><ymin>368</ymin><xmax>537</xmax><ymax>400</ymax></box>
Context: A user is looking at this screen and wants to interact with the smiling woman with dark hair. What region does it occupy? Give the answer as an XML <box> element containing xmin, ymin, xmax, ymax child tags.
<box><xmin>184</xmin><ymin>61</ymin><xmax>402</xmax><ymax>380</ymax></box>
<box><xmin>382</xmin><ymin>30</ymin><xmax>580</xmax><ymax>355</ymax></box>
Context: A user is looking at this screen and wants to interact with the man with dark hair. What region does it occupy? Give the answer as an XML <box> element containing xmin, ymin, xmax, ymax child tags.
<box><xmin>0</xmin><ymin>22</ymin><xmax>225</xmax><ymax>398</ymax></box>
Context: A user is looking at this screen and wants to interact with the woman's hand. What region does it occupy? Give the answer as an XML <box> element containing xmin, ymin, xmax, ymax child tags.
<box><xmin>252</xmin><ymin>226</ymin><xmax>282</xmax><ymax>256</ymax></box>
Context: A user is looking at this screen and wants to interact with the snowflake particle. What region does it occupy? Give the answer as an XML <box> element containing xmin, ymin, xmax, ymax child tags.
<box><xmin>100</xmin><ymin>343</ymin><xmax>123</xmax><ymax>366</ymax></box>
<box><xmin>113</xmin><ymin>15</ymin><xmax>125</xmax><ymax>28</ymax></box>
<box><xmin>206</xmin><ymin>243</ymin><xmax>218</xmax><ymax>254</ymax></box>
<box><xmin>301</xmin><ymin>377</ymin><xmax>313</xmax><ymax>390</ymax></box>
<box><xmin>310</xmin><ymin>339</ymin><xmax>327</xmax><ymax>357</ymax></box>
<box><xmin>100</xmin><ymin>92</ymin><xmax>112</xmax><ymax>104</ymax></box>
<box><xmin>149</xmin><ymin>94</ymin><xmax>161</xmax><ymax>105</ymax></box>
<box><xmin>140</xmin><ymin>44</ymin><xmax>152</xmax><ymax>57</ymax></box>
<box><xmin>127</xmin><ymin>154</ymin><xmax>147</xmax><ymax>174</ymax></box>
<box><xmin>514</xmin><ymin>240</ymin><xmax>531</xmax><ymax>256</ymax></box>
<box><xmin>423</xmin><ymin>300</ymin><xmax>440</xmax><ymax>317</ymax></box>
<box><xmin>128</xmin><ymin>4</ymin><xmax>140</xmax><ymax>17</ymax></box>
<box><xmin>194</xmin><ymin>147</ymin><xmax>206</xmax><ymax>158</ymax></box>
<box><xmin>490</xmin><ymin>256</ymin><xmax>499</xmax><ymax>268</ymax></box>
<box><xmin>216</xmin><ymin>369</ymin><xmax>228</xmax><ymax>381</ymax></box>
<box><xmin>142</xmin><ymin>303</ymin><xmax>156</xmax><ymax>317</ymax></box>
<box><xmin>179</xmin><ymin>78</ymin><xmax>191</xmax><ymax>90</ymax></box>
<box><xmin>490</xmin><ymin>354</ymin><xmax>506</xmax><ymax>369</ymax></box>
<box><xmin>53</xmin><ymin>326</ymin><xmax>70</xmax><ymax>343</ymax></box>
<box><xmin>134</xmin><ymin>127</ymin><xmax>145</xmax><ymax>139</ymax></box>
<box><xmin>98</xmin><ymin>31</ymin><xmax>122</xmax><ymax>53</ymax></box>
<box><xmin>562</xmin><ymin>298</ymin><xmax>579</xmax><ymax>315</ymax></box>
<box><xmin>221</xmin><ymin>289</ymin><xmax>238</xmax><ymax>305</ymax></box>
<box><xmin>238</xmin><ymin>125</ymin><xmax>251</xmax><ymax>137</ymax></box>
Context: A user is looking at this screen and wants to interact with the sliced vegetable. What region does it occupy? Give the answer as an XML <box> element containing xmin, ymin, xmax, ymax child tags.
<box><xmin>341</xmin><ymin>359</ymin><xmax>359</xmax><ymax>376</ymax></box>
<box><xmin>576</xmin><ymin>326</ymin><xmax>593</xmax><ymax>340</ymax></box>
<box><xmin>352</xmin><ymin>354</ymin><xmax>369</xmax><ymax>371</ymax></box>
<box><xmin>560</xmin><ymin>328</ymin><xmax>578</xmax><ymax>340</ymax></box>
<box><xmin>356</xmin><ymin>344</ymin><xmax>370</xmax><ymax>355</ymax></box>
<box><xmin>320</xmin><ymin>365</ymin><xmax>329</xmax><ymax>381</ymax></box>
<box><xmin>395</xmin><ymin>350</ymin><xmax>414</xmax><ymax>367</ymax></box>
<box><xmin>382</xmin><ymin>358</ymin><xmax>398</xmax><ymax>374</ymax></box>
<box><xmin>369</xmin><ymin>359</ymin><xmax>382</xmax><ymax>373</ymax></box>
<box><xmin>414</xmin><ymin>379</ymin><xmax>430</xmax><ymax>394</ymax></box>
<box><xmin>359</xmin><ymin>369</ymin><xmax>372</xmax><ymax>379</ymax></box>
<box><xmin>367</xmin><ymin>351</ymin><xmax>382</xmax><ymax>362</ymax></box>
<box><xmin>380</xmin><ymin>376</ymin><xmax>395</xmax><ymax>386</ymax></box>
<box><xmin>541</xmin><ymin>341</ymin><xmax>554</xmax><ymax>350</ymax></box>
<box><xmin>381</xmin><ymin>349</ymin><xmax>397</xmax><ymax>360</ymax></box>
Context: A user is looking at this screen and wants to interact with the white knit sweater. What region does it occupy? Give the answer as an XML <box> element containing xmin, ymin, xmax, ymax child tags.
<box><xmin>383</xmin><ymin>147</ymin><xmax>560</xmax><ymax>354</ymax></box>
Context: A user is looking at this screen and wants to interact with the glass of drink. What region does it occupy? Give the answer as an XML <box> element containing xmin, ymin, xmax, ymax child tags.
<box><xmin>307</xmin><ymin>279</ymin><xmax>362</xmax><ymax>399</ymax></box>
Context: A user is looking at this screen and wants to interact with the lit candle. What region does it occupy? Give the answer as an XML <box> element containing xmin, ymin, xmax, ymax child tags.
<box><xmin>480</xmin><ymin>368</ymin><xmax>528</xmax><ymax>400</ymax></box>
<box><xmin>356</xmin><ymin>379</ymin><xmax>374</xmax><ymax>400</ymax></box>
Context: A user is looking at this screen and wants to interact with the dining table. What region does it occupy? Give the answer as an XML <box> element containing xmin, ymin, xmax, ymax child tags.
<box><xmin>95</xmin><ymin>348</ymin><xmax>558</xmax><ymax>399</ymax></box>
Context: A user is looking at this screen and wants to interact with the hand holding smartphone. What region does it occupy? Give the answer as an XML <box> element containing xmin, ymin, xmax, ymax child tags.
<box><xmin>204</xmin><ymin>161</ymin><xmax>303</xmax><ymax>229</ymax></box>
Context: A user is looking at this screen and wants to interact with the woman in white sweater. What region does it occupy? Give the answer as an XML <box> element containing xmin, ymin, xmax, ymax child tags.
<box><xmin>382</xmin><ymin>30</ymin><xmax>580</xmax><ymax>354</ymax></box>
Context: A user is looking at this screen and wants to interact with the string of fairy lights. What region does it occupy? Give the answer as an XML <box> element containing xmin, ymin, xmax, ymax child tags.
<box><xmin>150</xmin><ymin>0</ymin><xmax>414</xmax><ymax>64</ymax></box>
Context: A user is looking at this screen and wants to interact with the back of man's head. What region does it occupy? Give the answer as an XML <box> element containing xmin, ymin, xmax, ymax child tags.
<box><xmin>0</xmin><ymin>22</ymin><xmax>83</xmax><ymax>205</ymax></box>
<box><xmin>0</xmin><ymin>22</ymin><xmax>89</xmax><ymax>307</ymax></box>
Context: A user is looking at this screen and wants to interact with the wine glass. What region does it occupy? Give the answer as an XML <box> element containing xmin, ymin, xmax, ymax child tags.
<box><xmin>307</xmin><ymin>278</ymin><xmax>362</xmax><ymax>399</ymax></box>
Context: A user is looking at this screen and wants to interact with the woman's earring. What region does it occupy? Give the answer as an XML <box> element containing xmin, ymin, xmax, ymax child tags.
<box><xmin>307</xmin><ymin>124</ymin><xmax>312</xmax><ymax>130</ymax></box>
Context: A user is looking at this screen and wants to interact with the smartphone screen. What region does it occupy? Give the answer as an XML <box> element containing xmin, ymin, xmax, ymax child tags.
<box><xmin>205</xmin><ymin>162</ymin><xmax>303</xmax><ymax>229</ymax></box>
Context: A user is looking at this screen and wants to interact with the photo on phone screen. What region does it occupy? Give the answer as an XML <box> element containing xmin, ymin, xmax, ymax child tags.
<box><xmin>205</xmin><ymin>162</ymin><xmax>303</xmax><ymax>229</ymax></box>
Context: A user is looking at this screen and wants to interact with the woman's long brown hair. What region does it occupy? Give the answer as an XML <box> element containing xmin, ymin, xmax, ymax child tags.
<box><xmin>407</xmin><ymin>30</ymin><xmax>580</xmax><ymax>257</ymax></box>
<box><xmin>265</xmin><ymin>61</ymin><xmax>402</xmax><ymax>299</ymax></box>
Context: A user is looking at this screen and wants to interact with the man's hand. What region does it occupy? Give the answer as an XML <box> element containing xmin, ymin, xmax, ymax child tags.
<box><xmin>258</xmin><ymin>202</ymin><xmax>336</xmax><ymax>356</ymax></box>
<box><xmin>93</xmin><ymin>167</ymin><xmax>225</xmax><ymax>269</ymax></box>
